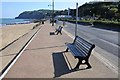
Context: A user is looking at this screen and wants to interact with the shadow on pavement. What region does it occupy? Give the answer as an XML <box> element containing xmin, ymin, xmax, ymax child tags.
<box><xmin>52</xmin><ymin>52</ymin><xmax>87</xmax><ymax>78</ymax></box>
<box><xmin>52</xmin><ymin>52</ymin><xmax>70</xmax><ymax>78</ymax></box>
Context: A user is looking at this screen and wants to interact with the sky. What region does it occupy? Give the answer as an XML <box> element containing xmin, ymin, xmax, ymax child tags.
<box><xmin>1</xmin><ymin>0</ymin><xmax>104</xmax><ymax>18</ymax></box>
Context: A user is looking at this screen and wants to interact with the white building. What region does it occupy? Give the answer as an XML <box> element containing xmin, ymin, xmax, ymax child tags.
<box><xmin>55</xmin><ymin>15</ymin><xmax>73</xmax><ymax>20</ymax></box>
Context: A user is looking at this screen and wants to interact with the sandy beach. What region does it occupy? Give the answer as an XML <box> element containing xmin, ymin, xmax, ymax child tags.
<box><xmin>0</xmin><ymin>23</ymin><xmax>37</xmax><ymax>49</ymax></box>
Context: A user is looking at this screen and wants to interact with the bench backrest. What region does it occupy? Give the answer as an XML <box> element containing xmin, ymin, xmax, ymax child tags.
<box><xmin>73</xmin><ymin>36</ymin><xmax>95</xmax><ymax>58</ymax></box>
<box><xmin>58</xmin><ymin>26</ymin><xmax>63</xmax><ymax>31</ymax></box>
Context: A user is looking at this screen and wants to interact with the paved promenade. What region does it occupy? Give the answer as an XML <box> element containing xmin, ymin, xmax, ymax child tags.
<box><xmin>3</xmin><ymin>21</ymin><xmax>118</xmax><ymax>78</ymax></box>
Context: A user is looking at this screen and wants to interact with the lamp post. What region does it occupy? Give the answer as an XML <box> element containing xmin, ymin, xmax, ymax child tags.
<box><xmin>48</xmin><ymin>0</ymin><xmax>54</xmax><ymax>26</ymax></box>
<box><xmin>52</xmin><ymin>0</ymin><xmax>54</xmax><ymax>26</ymax></box>
<box><xmin>75</xmin><ymin>2</ymin><xmax>78</xmax><ymax>37</ymax></box>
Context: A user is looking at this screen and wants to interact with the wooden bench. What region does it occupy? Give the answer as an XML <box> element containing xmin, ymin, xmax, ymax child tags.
<box><xmin>55</xmin><ymin>26</ymin><xmax>63</xmax><ymax>35</ymax></box>
<box><xmin>65</xmin><ymin>36</ymin><xmax>95</xmax><ymax>70</ymax></box>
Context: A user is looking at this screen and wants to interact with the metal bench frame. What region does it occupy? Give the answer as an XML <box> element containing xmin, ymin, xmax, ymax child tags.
<box><xmin>65</xmin><ymin>36</ymin><xmax>95</xmax><ymax>70</ymax></box>
<box><xmin>55</xmin><ymin>26</ymin><xmax>63</xmax><ymax>35</ymax></box>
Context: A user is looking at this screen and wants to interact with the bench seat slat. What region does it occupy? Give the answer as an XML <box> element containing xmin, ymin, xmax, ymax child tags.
<box><xmin>77</xmin><ymin>36</ymin><xmax>92</xmax><ymax>46</ymax></box>
<box><xmin>75</xmin><ymin>38</ymin><xmax>92</xmax><ymax>50</ymax></box>
<box><xmin>74</xmin><ymin>40</ymin><xmax>91</xmax><ymax>55</ymax></box>
<box><xmin>66</xmin><ymin>43</ymin><xmax>87</xmax><ymax>58</ymax></box>
<box><xmin>75</xmin><ymin>44</ymin><xmax>88</xmax><ymax>56</ymax></box>
<box><xmin>75</xmin><ymin>41</ymin><xmax>90</xmax><ymax>51</ymax></box>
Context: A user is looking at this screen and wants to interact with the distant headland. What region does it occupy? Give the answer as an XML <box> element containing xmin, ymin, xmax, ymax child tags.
<box><xmin>15</xmin><ymin>9</ymin><xmax>53</xmax><ymax>19</ymax></box>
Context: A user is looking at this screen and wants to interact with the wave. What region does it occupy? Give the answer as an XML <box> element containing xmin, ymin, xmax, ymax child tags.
<box><xmin>0</xmin><ymin>18</ymin><xmax>33</xmax><ymax>26</ymax></box>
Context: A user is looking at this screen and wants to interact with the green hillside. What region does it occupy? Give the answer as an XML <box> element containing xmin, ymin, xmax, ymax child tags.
<box><xmin>70</xmin><ymin>2</ymin><xmax>120</xmax><ymax>21</ymax></box>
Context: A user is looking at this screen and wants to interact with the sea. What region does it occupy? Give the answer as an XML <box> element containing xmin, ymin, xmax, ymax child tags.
<box><xmin>0</xmin><ymin>18</ymin><xmax>33</xmax><ymax>26</ymax></box>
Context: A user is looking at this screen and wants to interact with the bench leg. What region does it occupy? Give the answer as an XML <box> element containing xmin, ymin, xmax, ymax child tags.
<box><xmin>56</xmin><ymin>31</ymin><xmax>62</xmax><ymax>35</ymax></box>
<box><xmin>74</xmin><ymin>58</ymin><xmax>82</xmax><ymax>70</ymax></box>
<box><xmin>60</xmin><ymin>31</ymin><xmax>62</xmax><ymax>35</ymax></box>
<box><xmin>65</xmin><ymin>48</ymin><xmax>69</xmax><ymax>52</ymax></box>
<box><xmin>56</xmin><ymin>31</ymin><xmax>59</xmax><ymax>35</ymax></box>
<box><xmin>55</xmin><ymin>29</ymin><xmax>58</xmax><ymax>33</ymax></box>
<box><xmin>85</xmin><ymin>59</ymin><xmax>92</xmax><ymax>69</ymax></box>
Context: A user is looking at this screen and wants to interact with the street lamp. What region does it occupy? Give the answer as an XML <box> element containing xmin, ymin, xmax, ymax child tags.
<box><xmin>52</xmin><ymin>0</ymin><xmax>54</xmax><ymax>26</ymax></box>
<box><xmin>48</xmin><ymin>0</ymin><xmax>54</xmax><ymax>26</ymax></box>
<box><xmin>75</xmin><ymin>2</ymin><xmax>78</xmax><ymax>37</ymax></box>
